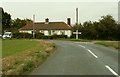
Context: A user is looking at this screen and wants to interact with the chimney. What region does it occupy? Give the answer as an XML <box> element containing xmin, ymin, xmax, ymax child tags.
<box><xmin>67</xmin><ymin>18</ymin><xmax>71</xmax><ymax>26</ymax></box>
<box><xmin>26</xmin><ymin>21</ymin><xmax>32</xmax><ymax>25</ymax></box>
<box><xmin>45</xmin><ymin>18</ymin><xmax>49</xmax><ymax>24</ymax></box>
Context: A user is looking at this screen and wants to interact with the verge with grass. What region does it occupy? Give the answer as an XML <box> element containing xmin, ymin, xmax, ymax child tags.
<box><xmin>95</xmin><ymin>41</ymin><xmax>119</xmax><ymax>49</ymax></box>
<box><xmin>2</xmin><ymin>39</ymin><xmax>55</xmax><ymax>75</ymax></box>
<box><xmin>49</xmin><ymin>38</ymin><xmax>92</xmax><ymax>42</ymax></box>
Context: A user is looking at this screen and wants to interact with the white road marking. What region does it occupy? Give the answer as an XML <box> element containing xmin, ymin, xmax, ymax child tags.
<box><xmin>87</xmin><ymin>49</ymin><xmax>98</xmax><ymax>58</ymax></box>
<box><xmin>78</xmin><ymin>45</ymin><xmax>86</xmax><ymax>48</ymax></box>
<box><xmin>105</xmin><ymin>65</ymin><xmax>120</xmax><ymax>77</ymax></box>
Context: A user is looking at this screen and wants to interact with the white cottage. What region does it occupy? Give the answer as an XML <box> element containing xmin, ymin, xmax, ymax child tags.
<box><xmin>19</xmin><ymin>18</ymin><xmax>72</xmax><ymax>37</ymax></box>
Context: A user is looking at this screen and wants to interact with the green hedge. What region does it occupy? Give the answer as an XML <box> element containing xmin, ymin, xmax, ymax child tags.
<box><xmin>13</xmin><ymin>33</ymin><xmax>33</xmax><ymax>39</ymax></box>
<box><xmin>50</xmin><ymin>34</ymin><xmax>67</xmax><ymax>39</ymax></box>
<box><xmin>35</xmin><ymin>33</ymin><xmax>44</xmax><ymax>39</ymax></box>
<box><xmin>13</xmin><ymin>33</ymin><xmax>68</xmax><ymax>39</ymax></box>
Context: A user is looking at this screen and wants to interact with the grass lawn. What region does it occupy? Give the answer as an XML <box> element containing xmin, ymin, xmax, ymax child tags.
<box><xmin>95</xmin><ymin>41</ymin><xmax>119</xmax><ymax>49</ymax></box>
<box><xmin>2</xmin><ymin>39</ymin><xmax>38</xmax><ymax>57</ymax></box>
<box><xmin>2</xmin><ymin>39</ymin><xmax>55</xmax><ymax>75</ymax></box>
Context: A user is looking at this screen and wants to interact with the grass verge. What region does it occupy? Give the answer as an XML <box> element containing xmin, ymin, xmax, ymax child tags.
<box><xmin>2</xmin><ymin>39</ymin><xmax>55</xmax><ymax>75</ymax></box>
<box><xmin>95</xmin><ymin>41</ymin><xmax>119</xmax><ymax>49</ymax></box>
<box><xmin>2</xmin><ymin>39</ymin><xmax>38</xmax><ymax>57</ymax></box>
<box><xmin>49</xmin><ymin>38</ymin><xmax>92</xmax><ymax>42</ymax></box>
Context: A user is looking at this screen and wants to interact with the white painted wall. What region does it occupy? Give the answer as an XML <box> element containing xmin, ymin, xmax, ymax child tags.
<box><xmin>50</xmin><ymin>30</ymin><xmax>72</xmax><ymax>37</ymax></box>
<box><xmin>44</xmin><ymin>30</ymin><xmax>49</xmax><ymax>36</ymax></box>
<box><xmin>19</xmin><ymin>30</ymin><xmax>32</xmax><ymax>34</ymax></box>
<box><xmin>54</xmin><ymin>30</ymin><xmax>61</xmax><ymax>35</ymax></box>
<box><xmin>19</xmin><ymin>30</ymin><xmax>72</xmax><ymax>37</ymax></box>
<box><xmin>65</xmin><ymin>30</ymin><xmax>72</xmax><ymax>37</ymax></box>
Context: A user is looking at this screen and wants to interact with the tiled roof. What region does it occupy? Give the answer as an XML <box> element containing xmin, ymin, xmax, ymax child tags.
<box><xmin>19</xmin><ymin>22</ymin><xmax>72</xmax><ymax>30</ymax></box>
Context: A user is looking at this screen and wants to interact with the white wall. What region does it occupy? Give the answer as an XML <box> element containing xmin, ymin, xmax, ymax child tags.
<box><xmin>44</xmin><ymin>30</ymin><xmax>49</xmax><ymax>36</ymax></box>
<box><xmin>50</xmin><ymin>30</ymin><xmax>72</xmax><ymax>37</ymax></box>
<box><xmin>19</xmin><ymin>30</ymin><xmax>32</xmax><ymax>34</ymax></box>
<box><xmin>19</xmin><ymin>30</ymin><xmax>72</xmax><ymax>37</ymax></box>
<box><xmin>65</xmin><ymin>30</ymin><xmax>72</xmax><ymax>37</ymax></box>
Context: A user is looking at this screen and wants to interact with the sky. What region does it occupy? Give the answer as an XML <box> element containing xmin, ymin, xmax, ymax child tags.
<box><xmin>1</xmin><ymin>0</ymin><xmax>119</xmax><ymax>24</ymax></box>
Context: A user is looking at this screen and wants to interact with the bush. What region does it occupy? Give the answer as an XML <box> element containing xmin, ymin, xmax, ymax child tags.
<box><xmin>35</xmin><ymin>34</ymin><xmax>67</xmax><ymax>39</ymax></box>
<box><xmin>51</xmin><ymin>34</ymin><xmax>67</xmax><ymax>39</ymax></box>
<box><xmin>13</xmin><ymin>32</ymin><xmax>68</xmax><ymax>39</ymax></box>
<box><xmin>13</xmin><ymin>32</ymin><xmax>32</xmax><ymax>39</ymax></box>
<box><xmin>35</xmin><ymin>33</ymin><xmax>44</xmax><ymax>39</ymax></box>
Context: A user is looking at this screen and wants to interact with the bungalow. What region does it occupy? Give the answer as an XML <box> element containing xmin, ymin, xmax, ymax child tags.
<box><xmin>19</xmin><ymin>18</ymin><xmax>72</xmax><ymax>37</ymax></box>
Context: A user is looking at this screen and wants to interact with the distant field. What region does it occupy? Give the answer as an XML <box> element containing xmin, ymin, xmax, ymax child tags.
<box><xmin>2</xmin><ymin>39</ymin><xmax>38</xmax><ymax>57</ymax></box>
<box><xmin>95</xmin><ymin>41</ymin><xmax>119</xmax><ymax>49</ymax></box>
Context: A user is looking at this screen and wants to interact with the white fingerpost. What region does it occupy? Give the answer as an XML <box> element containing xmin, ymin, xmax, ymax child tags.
<box><xmin>73</xmin><ymin>30</ymin><xmax>81</xmax><ymax>39</ymax></box>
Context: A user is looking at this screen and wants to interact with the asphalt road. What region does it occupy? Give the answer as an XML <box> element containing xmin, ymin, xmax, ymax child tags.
<box><xmin>30</xmin><ymin>40</ymin><xmax>119</xmax><ymax>76</ymax></box>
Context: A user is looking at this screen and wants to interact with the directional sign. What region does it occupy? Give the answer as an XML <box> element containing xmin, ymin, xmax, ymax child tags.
<box><xmin>73</xmin><ymin>30</ymin><xmax>81</xmax><ymax>39</ymax></box>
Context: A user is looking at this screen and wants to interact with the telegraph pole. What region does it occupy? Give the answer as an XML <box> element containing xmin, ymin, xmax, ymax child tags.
<box><xmin>76</xmin><ymin>8</ymin><xmax>79</xmax><ymax>39</ymax></box>
<box><xmin>33</xmin><ymin>14</ymin><xmax>35</xmax><ymax>39</ymax></box>
<box><xmin>73</xmin><ymin>8</ymin><xmax>81</xmax><ymax>39</ymax></box>
<box><xmin>76</xmin><ymin>8</ymin><xmax>78</xmax><ymax>25</ymax></box>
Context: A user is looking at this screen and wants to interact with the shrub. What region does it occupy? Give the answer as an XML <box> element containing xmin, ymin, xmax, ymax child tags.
<box><xmin>51</xmin><ymin>35</ymin><xmax>67</xmax><ymax>39</ymax></box>
<box><xmin>35</xmin><ymin>33</ymin><xmax>44</xmax><ymax>39</ymax></box>
<box><xmin>13</xmin><ymin>32</ymin><xmax>68</xmax><ymax>39</ymax></box>
<box><xmin>13</xmin><ymin>32</ymin><xmax>32</xmax><ymax>39</ymax></box>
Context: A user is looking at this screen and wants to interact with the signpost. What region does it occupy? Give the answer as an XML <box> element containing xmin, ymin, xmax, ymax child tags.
<box><xmin>73</xmin><ymin>30</ymin><xmax>81</xmax><ymax>39</ymax></box>
<box><xmin>73</xmin><ymin>8</ymin><xmax>81</xmax><ymax>39</ymax></box>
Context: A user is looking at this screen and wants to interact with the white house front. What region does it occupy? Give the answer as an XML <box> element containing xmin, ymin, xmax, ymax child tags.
<box><xmin>19</xmin><ymin>18</ymin><xmax>72</xmax><ymax>37</ymax></box>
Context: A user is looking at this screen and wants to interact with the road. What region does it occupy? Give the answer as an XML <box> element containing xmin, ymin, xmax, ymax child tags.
<box><xmin>30</xmin><ymin>40</ymin><xmax>119</xmax><ymax>76</ymax></box>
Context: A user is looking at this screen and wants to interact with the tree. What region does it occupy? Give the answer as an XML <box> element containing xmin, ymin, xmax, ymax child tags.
<box><xmin>82</xmin><ymin>21</ymin><xmax>97</xmax><ymax>39</ymax></box>
<box><xmin>10</xmin><ymin>18</ymin><xmax>32</xmax><ymax>33</ymax></box>
<box><xmin>1</xmin><ymin>8</ymin><xmax>32</xmax><ymax>33</ymax></box>
<box><xmin>2</xmin><ymin>10</ymin><xmax>11</xmax><ymax>32</ymax></box>
<box><xmin>72</xmin><ymin>23</ymin><xmax>82</xmax><ymax>31</ymax></box>
<box><xmin>98</xmin><ymin>15</ymin><xmax>117</xmax><ymax>40</ymax></box>
<box><xmin>0</xmin><ymin>7</ymin><xmax>2</xmax><ymax>34</ymax></box>
<box><xmin>115</xmin><ymin>24</ymin><xmax>120</xmax><ymax>40</ymax></box>
<box><xmin>71</xmin><ymin>23</ymin><xmax>83</xmax><ymax>38</ymax></box>
<box><xmin>71</xmin><ymin>15</ymin><xmax>118</xmax><ymax>40</ymax></box>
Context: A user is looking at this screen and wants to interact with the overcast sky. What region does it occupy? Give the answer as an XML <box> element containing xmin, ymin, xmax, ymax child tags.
<box><xmin>1</xmin><ymin>1</ymin><xmax>118</xmax><ymax>24</ymax></box>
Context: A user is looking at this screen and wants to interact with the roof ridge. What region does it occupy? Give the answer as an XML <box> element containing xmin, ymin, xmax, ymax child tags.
<box><xmin>35</xmin><ymin>22</ymin><xmax>64</xmax><ymax>23</ymax></box>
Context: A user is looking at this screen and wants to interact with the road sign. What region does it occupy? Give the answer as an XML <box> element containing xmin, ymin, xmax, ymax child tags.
<box><xmin>73</xmin><ymin>30</ymin><xmax>81</xmax><ymax>39</ymax></box>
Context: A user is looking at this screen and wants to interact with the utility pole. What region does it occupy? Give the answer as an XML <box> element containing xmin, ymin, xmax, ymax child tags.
<box><xmin>33</xmin><ymin>14</ymin><xmax>35</xmax><ymax>39</ymax></box>
<box><xmin>73</xmin><ymin>8</ymin><xmax>81</xmax><ymax>39</ymax></box>
<box><xmin>76</xmin><ymin>8</ymin><xmax>78</xmax><ymax>25</ymax></box>
<box><xmin>76</xmin><ymin>8</ymin><xmax>79</xmax><ymax>39</ymax></box>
